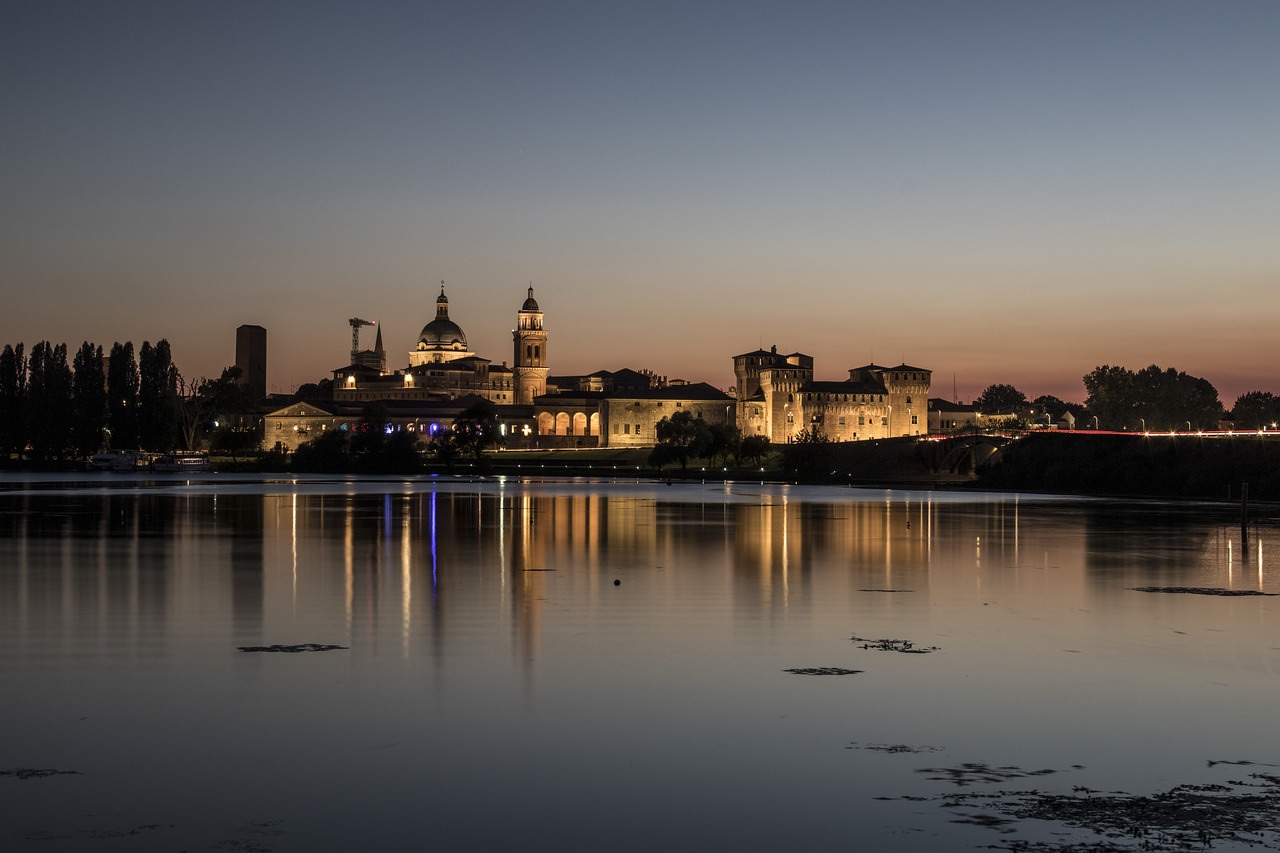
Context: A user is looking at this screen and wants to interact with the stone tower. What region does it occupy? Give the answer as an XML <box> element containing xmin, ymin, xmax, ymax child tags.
<box><xmin>235</xmin><ymin>324</ymin><xmax>267</xmax><ymax>402</ymax></box>
<box><xmin>513</xmin><ymin>286</ymin><xmax>549</xmax><ymax>405</ymax></box>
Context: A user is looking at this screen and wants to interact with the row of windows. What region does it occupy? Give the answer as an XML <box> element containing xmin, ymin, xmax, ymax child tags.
<box><xmin>611</xmin><ymin>423</ymin><xmax>643</xmax><ymax>435</ymax></box>
<box><xmin>791</xmin><ymin>393</ymin><xmax>886</xmax><ymax>404</ymax></box>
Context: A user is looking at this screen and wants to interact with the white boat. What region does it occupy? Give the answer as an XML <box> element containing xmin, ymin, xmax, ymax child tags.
<box><xmin>87</xmin><ymin>451</ymin><xmax>141</xmax><ymax>472</ymax></box>
<box><xmin>149</xmin><ymin>453</ymin><xmax>210</xmax><ymax>472</ymax></box>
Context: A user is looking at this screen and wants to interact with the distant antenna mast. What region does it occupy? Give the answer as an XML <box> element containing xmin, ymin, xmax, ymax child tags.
<box><xmin>349</xmin><ymin>317</ymin><xmax>374</xmax><ymax>364</ymax></box>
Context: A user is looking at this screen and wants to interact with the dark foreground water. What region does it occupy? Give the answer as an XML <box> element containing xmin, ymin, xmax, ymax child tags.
<box><xmin>1</xmin><ymin>475</ymin><xmax>1278</xmax><ymax>852</ymax></box>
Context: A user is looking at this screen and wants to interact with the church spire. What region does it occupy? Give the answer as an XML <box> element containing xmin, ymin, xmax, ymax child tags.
<box><xmin>436</xmin><ymin>281</ymin><xmax>449</xmax><ymax>319</ymax></box>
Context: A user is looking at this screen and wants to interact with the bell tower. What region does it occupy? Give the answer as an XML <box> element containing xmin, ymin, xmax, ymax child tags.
<box><xmin>513</xmin><ymin>286</ymin><xmax>549</xmax><ymax>404</ymax></box>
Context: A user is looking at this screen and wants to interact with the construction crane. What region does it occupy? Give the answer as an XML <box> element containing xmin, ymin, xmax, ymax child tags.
<box><xmin>349</xmin><ymin>318</ymin><xmax>374</xmax><ymax>364</ymax></box>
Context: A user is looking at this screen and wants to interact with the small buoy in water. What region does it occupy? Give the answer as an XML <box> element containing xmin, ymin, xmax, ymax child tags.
<box><xmin>614</xmin><ymin>579</ymin><xmax>621</xmax><ymax>586</ymax></box>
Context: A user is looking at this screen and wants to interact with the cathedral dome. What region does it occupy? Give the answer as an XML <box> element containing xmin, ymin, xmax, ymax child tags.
<box><xmin>418</xmin><ymin>317</ymin><xmax>467</xmax><ymax>350</ymax></box>
<box><xmin>416</xmin><ymin>285</ymin><xmax>468</xmax><ymax>351</ymax></box>
<box><xmin>521</xmin><ymin>286</ymin><xmax>540</xmax><ymax>312</ymax></box>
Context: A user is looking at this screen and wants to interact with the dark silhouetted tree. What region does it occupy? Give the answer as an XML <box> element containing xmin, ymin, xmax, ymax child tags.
<box><xmin>201</xmin><ymin>366</ymin><xmax>259</xmax><ymax>456</ymax></box>
<box><xmin>651</xmin><ymin>410</ymin><xmax>710</xmax><ymax>471</ymax></box>
<box><xmin>427</xmin><ymin>427</ymin><xmax>459</xmax><ymax>471</ymax></box>
<box><xmin>975</xmin><ymin>384</ymin><xmax>1027</xmax><ymax>414</ymax></box>
<box><xmin>704</xmin><ymin>423</ymin><xmax>741</xmax><ymax>466</ymax></box>
<box><xmin>0</xmin><ymin>343</ymin><xmax>27</xmax><ymax>458</ymax></box>
<box><xmin>1231</xmin><ymin>391</ymin><xmax>1280</xmax><ymax>430</ymax></box>
<box><xmin>295</xmin><ymin>378</ymin><xmax>333</xmax><ymax>400</ymax></box>
<box><xmin>138</xmin><ymin>339</ymin><xmax>180</xmax><ymax>451</ymax></box>
<box><xmin>107</xmin><ymin>342</ymin><xmax>139</xmax><ymax>449</ymax></box>
<box><xmin>27</xmin><ymin>341</ymin><xmax>73</xmax><ymax>461</ymax></box>
<box><xmin>1084</xmin><ymin>364</ymin><xmax>1222</xmax><ymax>431</ymax></box>
<box><xmin>739</xmin><ymin>434</ymin><xmax>771</xmax><ymax>466</ymax></box>
<box><xmin>1082</xmin><ymin>365</ymin><xmax>1133</xmax><ymax>430</ymax></box>
<box><xmin>350</xmin><ymin>402</ymin><xmax>390</xmax><ymax>465</ymax></box>
<box><xmin>451</xmin><ymin>399</ymin><xmax>503</xmax><ymax>460</ymax></box>
<box><xmin>71</xmin><ymin>342</ymin><xmax>107</xmax><ymax>456</ymax></box>
<box><xmin>292</xmin><ymin>429</ymin><xmax>351</xmax><ymax>473</ymax></box>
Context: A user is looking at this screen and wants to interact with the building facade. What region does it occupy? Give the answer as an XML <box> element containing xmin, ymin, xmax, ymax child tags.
<box><xmin>734</xmin><ymin>346</ymin><xmax>930</xmax><ymax>442</ymax></box>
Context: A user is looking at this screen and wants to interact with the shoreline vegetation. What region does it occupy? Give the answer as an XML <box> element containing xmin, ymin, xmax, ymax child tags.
<box><xmin>3</xmin><ymin>431</ymin><xmax>1277</xmax><ymax>509</ymax></box>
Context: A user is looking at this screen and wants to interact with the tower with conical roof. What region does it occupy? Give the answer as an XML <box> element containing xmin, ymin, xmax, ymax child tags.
<box><xmin>513</xmin><ymin>286</ymin><xmax>548</xmax><ymax>404</ymax></box>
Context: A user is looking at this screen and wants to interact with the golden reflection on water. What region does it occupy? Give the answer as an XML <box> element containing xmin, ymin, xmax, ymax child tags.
<box><xmin>2</xmin><ymin>486</ymin><xmax>1276</xmax><ymax>669</ymax></box>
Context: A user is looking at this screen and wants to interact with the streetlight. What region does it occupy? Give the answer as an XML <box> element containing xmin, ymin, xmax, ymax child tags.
<box><xmin>1139</xmin><ymin>417</ymin><xmax>1146</xmax><ymax>433</ymax></box>
<box><xmin>1092</xmin><ymin>415</ymin><xmax>1099</xmax><ymax>430</ymax></box>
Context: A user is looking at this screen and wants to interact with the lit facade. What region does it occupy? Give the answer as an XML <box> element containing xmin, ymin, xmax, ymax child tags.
<box><xmin>734</xmin><ymin>346</ymin><xmax>930</xmax><ymax>442</ymax></box>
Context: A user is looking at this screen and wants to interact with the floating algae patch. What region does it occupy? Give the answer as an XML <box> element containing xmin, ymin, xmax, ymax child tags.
<box><xmin>1131</xmin><ymin>586</ymin><xmax>1276</xmax><ymax>596</ymax></box>
<box><xmin>1</xmin><ymin>768</ymin><xmax>82</xmax><ymax>780</ymax></box>
<box><xmin>783</xmin><ymin>667</ymin><xmax>863</xmax><ymax>676</ymax></box>
<box><xmin>847</xmin><ymin>742</ymin><xmax>943</xmax><ymax>754</ymax></box>
<box><xmin>850</xmin><ymin>635</ymin><xmax>940</xmax><ymax>654</ymax></box>
<box><xmin>879</xmin><ymin>764</ymin><xmax>1280</xmax><ymax>851</ymax></box>
<box><xmin>915</xmin><ymin>762</ymin><xmax>1077</xmax><ymax>787</ymax></box>
<box><xmin>237</xmin><ymin>643</ymin><xmax>348</xmax><ymax>653</ymax></box>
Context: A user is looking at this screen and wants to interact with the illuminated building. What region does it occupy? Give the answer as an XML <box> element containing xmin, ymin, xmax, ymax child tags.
<box><xmin>735</xmin><ymin>346</ymin><xmax>930</xmax><ymax>441</ymax></box>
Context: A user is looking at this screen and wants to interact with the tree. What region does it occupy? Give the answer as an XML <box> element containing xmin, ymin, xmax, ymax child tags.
<box><xmin>138</xmin><ymin>339</ymin><xmax>180</xmax><ymax>451</ymax></box>
<box><xmin>350</xmin><ymin>401</ymin><xmax>391</xmax><ymax>465</ymax></box>
<box><xmin>780</xmin><ymin>427</ymin><xmax>835</xmax><ymax>480</ymax></box>
<box><xmin>975</xmin><ymin>384</ymin><xmax>1028</xmax><ymax>414</ymax></box>
<box><xmin>292</xmin><ymin>429</ymin><xmax>350</xmax><ymax>473</ymax></box>
<box><xmin>1082</xmin><ymin>365</ymin><xmax>1133</xmax><ymax>430</ymax></box>
<box><xmin>739</xmin><ymin>434</ymin><xmax>771</xmax><ymax>466</ymax></box>
<box><xmin>175</xmin><ymin>373</ymin><xmax>204</xmax><ymax>451</ymax></box>
<box><xmin>201</xmin><ymin>366</ymin><xmax>260</xmax><ymax>457</ymax></box>
<box><xmin>1083</xmin><ymin>364</ymin><xmax>1222</xmax><ymax>431</ymax></box>
<box><xmin>1132</xmin><ymin>365</ymin><xmax>1221</xmax><ymax>431</ymax></box>
<box><xmin>1231</xmin><ymin>391</ymin><xmax>1280</xmax><ymax>430</ymax></box>
<box><xmin>26</xmin><ymin>341</ymin><xmax>73</xmax><ymax>461</ymax></box>
<box><xmin>451</xmin><ymin>399</ymin><xmax>504</xmax><ymax>460</ymax></box>
<box><xmin>71</xmin><ymin>342</ymin><xmax>107</xmax><ymax>456</ymax></box>
<box><xmin>651</xmin><ymin>410</ymin><xmax>710</xmax><ymax>471</ymax></box>
<box><xmin>427</xmin><ymin>428</ymin><xmax>460</xmax><ymax>470</ymax></box>
<box><xmin>704</xmin><ymin>423</ymin><xmax>741</xmax><ymax>467</ymax></box>
<box><xmin>107</xmin><ymin>342</ymin><xmax>139</xmax><ymax>449</ymax></box>
<box><xmin>0</xmin><ymin>343</ymin><xmax>26</xmax><ymax>459</ymax></box>
<box><xmin>295</xmin><ymin>378</ymin><xmax>333</xmax><ymax>400</ymax></box>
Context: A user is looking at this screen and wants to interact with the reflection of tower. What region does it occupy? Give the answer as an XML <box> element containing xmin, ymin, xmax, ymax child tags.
<box><xmin>235</xmin><ymin>324</ymin><xmax>267</xmax><ymax>401</ymax></box>
<box><xmin>513</xmin><ymin>287</ymin><xmax>549</xmax><ymax>404</ymax></box>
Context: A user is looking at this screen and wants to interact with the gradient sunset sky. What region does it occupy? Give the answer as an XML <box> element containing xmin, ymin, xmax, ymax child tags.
<box><xmin>3</xmin><ymin>1</ymin><xmax>1276</xmax><ymax>404</ymax></box>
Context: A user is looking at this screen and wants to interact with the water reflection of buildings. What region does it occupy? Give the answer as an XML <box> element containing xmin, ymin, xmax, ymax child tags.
<box><xmin>261</xmin><ymin>489</ymin><xmax>950</xmax><ymax>667</ymax></box>
<box><xmin>9</xmin><ymin>487</ymin><xmax>1271</xmax><ymax>681</ymax></box>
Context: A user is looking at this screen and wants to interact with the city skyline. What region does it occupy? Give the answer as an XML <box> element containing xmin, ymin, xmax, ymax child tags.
<box><xmin>3</xmin><ymin>1</ymin><xmax>1277</xmax><ymax>404</ymax></box>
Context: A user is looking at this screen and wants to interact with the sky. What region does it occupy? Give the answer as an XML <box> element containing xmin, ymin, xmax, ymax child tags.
<box><xmin>2</xmin><ymin>0</ymin><xmax>1277</xmax><ymax>404</ymax></box>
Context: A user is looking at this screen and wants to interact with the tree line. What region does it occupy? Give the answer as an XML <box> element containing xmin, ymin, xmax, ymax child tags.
<box><xmin>0</xmin><ymin>340</ymin><xmax>259</xmax><ymax>462</ymax></box>
<box><xmin>974</xmin><ymin>365</ymin><xmax>1278</xmax><ymax>432</ymax></box>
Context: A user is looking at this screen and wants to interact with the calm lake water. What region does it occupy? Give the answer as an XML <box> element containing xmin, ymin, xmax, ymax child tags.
<box><xmin>1</xmin><ymin>474</ymin><xmax>1277</xmax><ymax>851</ymax></box>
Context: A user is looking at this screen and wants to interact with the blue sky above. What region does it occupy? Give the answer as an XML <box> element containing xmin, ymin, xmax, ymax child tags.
<box><xmin>2</xmin><ymin>1</ymin><xmax>1277</xmax><ymax>402</ymax></box>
